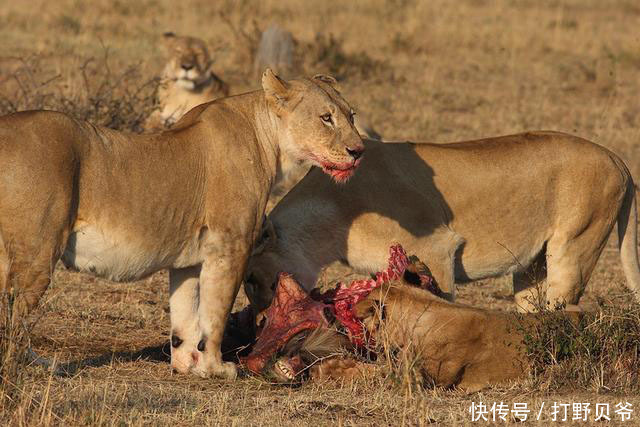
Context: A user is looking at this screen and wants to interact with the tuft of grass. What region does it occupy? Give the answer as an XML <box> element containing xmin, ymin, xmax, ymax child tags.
<box><xmin>56</xmin><ymin>14</ymin><xmax>81</xmax><ymax>35</ymax></box>
<box><xmin>0</xmin><ymin>290</ymin><xmax>30</xmax><ymax>414</ymax></box>
<box><xmin>519</xmin><ymin>292</ymin><xmax>640</xmax><ymax>393</ymax></box>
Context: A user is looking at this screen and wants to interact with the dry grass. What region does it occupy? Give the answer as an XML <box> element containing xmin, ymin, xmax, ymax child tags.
<box><xmin>518</xmin><ymin>295</ymin><xmax>640</xmax><ymax>393</ymax></box>
<box><xmin>1</xmin><ymin>0</ymin><xmax>640</xmax><ymax>424</ymax></box>
<box><xmin>0</xmin><ymin>53</ymin><xmax>158</xmax><ymax>132</ymax></box>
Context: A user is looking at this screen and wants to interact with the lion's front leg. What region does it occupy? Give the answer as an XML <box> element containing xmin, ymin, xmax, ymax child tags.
<box><xmin>192</xmin><ymin>250</ymin><xmax>247</xmax><ymax>379</ymax></box>
<box><xmin>168</xmin><ymin>266</ymin><xmax>202</xmax><ymax>374</ymax></box>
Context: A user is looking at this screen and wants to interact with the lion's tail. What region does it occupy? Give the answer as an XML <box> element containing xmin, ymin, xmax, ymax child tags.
<box><xmin>617</xmin><ymin>177</ymin><xmax>640</xmax><ymax>301</ymax></box>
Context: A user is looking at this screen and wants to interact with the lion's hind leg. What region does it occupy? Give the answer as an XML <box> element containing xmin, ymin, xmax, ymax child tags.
<box><xmin>0</xmin><ymin>199</ymin><xmax>75</xmax><ymax>317</ymax></box>
<box><xmin>544</xmin><ymin>229</ymin><xmax>609</xmax><ymax>312</ymax></box>
<box><xmin>5</xmin><ymin>244</ymin><xmax>63</xmax><ymax>318</ymax></box>
<box><xmin>538</xmin><ymin>210</ymin><xmax>616</xmax><ymax>312</ymax></box>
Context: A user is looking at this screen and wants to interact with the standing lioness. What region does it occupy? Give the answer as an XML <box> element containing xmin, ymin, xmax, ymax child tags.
<box><xmin>0</xmin><ymin>69</ymin><xmax>364</xmax><ymax>379</ymax></box>
<box><xmin>246</xmin><ymin>135</ymin><xmax>639</xmax><ymax>313</ymax></box>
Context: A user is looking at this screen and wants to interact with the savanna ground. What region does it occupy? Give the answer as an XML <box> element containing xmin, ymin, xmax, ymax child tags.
<box><xmin>1</xmin><ymin>0</ymin><xmax>640</xmax><ymax>425</ymax></box>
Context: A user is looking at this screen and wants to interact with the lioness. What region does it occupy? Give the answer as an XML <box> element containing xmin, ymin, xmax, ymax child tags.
<box><xmin>144</xmin><ymin>32</ymin><xmax>230</xmax><ymax>130</ymax></box>
<box><xmin>349</xmin><ymin>280</ymin><xmax>548</xmax><ymax>391</ymax></box>
<box><xmin>246</xmin><ymin>135</ymin><xmax>640</xmax><ymax>313</ymax></box>
<box><xmin>0</xmin><ymin>69</ymin><xmax>364</xmax><ymax>379</ymax></box>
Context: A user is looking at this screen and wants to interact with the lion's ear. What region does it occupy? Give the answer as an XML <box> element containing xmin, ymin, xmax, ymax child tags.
<box><xmin>262</xmin><ymin>68</ymin><xmax>291</xmax><ymax>112</ymax></box>
<box><xmin>353</xmin><ymin>298</ymin><xmax>377</xmax><ymax>320</ymax></box>
<box><xmin>163</xmin><ymin>32</ymin><xmax>177</xmax><ymax>48</ymax></box>
<box><xmin>312</xmin><ymin>74</ymin><xmax>339</xmax><ymax>89</ymax></box>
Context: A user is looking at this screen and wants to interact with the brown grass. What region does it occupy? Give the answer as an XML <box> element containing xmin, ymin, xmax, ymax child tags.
<box><xmin>518</xmin><ymin>295</ymin><xmax>640</xmax><ymax>393</ymax></box>
<box><xmin>1</xmin><ymin>0</ymin><xmax>640</xmax><ymax>424</ymax></box>
<box><xmin>0</xmin><ymin>53</ymin><xmax>158</xmax><ymax>132</ymax></box>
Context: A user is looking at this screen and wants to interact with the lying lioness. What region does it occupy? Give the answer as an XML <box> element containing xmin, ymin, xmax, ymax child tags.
<box><xmin>244</xmin><ymin>247</ymin><xmax>581</xmax><ymax>392</ymax></box>
<box><xmin>246</xmin><ymin>135</ymin><xmax>640</xmax><ymax>313</ymax></box>
<box><xmin>0</xmin><ymin>69</ymin><xmax>364</xmax><ymax>379</ymax></box>
<box><xmin>145</xmin><ymin>32</ymin><xmax>230</xmax><ymax>131</ymax></box>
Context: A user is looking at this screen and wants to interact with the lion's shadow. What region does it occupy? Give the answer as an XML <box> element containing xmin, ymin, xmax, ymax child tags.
<box><xmin>39</xmin><ymin>314</ymin><xmax>255</xmax><ymax>377</ymax></box>
<box><xmin>40</xmin><ymin>343</ymin><xmax>172</xmax><ymax>377</ymax></box>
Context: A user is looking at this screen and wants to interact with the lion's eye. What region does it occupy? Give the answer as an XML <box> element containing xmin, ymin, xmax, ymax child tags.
<box><xmin>320</xmin><ymin>113</ymin><xmax>333</xmax><ymax>125</ymax></box>
<box><xmin>349</xmin><ymin>111</ymin><xmax>356</xmax><ymax>124</ymax></box>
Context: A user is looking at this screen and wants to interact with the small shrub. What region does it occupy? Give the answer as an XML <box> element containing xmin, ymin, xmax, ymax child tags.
<box><xmin>0</xmin><ymin>52</ymin><xmax>160</xmax><ymax>133</ymax></box>
<box><xmin>519</xmin><ymin>293</ymin><xmax>640</xmax><ymax>393</ymax></box>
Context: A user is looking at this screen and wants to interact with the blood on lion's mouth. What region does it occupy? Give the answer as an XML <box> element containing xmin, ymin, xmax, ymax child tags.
<box><xmin>320</xmin><ymin>158</ymin><xmax>362</xmax><ymax>183</ymax></box>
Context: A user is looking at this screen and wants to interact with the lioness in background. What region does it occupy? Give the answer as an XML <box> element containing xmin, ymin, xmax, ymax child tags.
<box><xmin>0</xmin><ymin>69</ymin><xmax>364</xmax><ymax>379</ymax></box>
<box><xmin>144</xmin><ymin>32</ymin><xmax>229</xmax><ymax>131</ymax></box>
<box><xmin>246</xmin><ymin>134</ymin><xmax>640</xmax><ymax>313</ymax></box>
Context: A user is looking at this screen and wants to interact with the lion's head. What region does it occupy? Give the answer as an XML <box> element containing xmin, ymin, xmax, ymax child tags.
<box><xmin>261</xmin><ymin>69</ymin><xmax>365</xmax><ymax>183</ymax></box>
<box><xmin>245</xmin><ymin>219</ymin><xmax>286</xmax><ymax>313</ymax></box>
<box><xmin>162</xmin><ymin>32</ymin><xmax>213</xmax><ymax>90</ymax></box>
<box><xmin>245</xmin><ymin>216</ymin><xmax>318</xmax><ymax>313</ymax></box>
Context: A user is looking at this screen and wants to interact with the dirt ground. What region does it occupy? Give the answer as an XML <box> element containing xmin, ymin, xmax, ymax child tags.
<box><xmin>1</xmin><ymin>0</ymin><xmax>640</xmax><ymax>425</ymax></box>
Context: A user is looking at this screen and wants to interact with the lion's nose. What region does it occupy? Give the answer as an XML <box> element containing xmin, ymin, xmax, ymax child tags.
<box><xmin>181</xmin><ymin>63</ymin><xmax>194</xmax><ymax>71</ymax></box>
<box><xmin>346</xmin><ymin>147</ymin><xmax>363</xmax><ymax>160</ymax></box>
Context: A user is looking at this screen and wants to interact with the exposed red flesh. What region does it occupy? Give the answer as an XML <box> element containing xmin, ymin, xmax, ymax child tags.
<box><xmin>332</xmin><ymin>245</ymin><xmax>410</xmax><ymax>345</ymax></box>
<box><xmin>242</xmin><ymin>244</ymin><xmax>414</xmax><ymax>374</ymax></box>
<box><xmin>242</xmin><ymin>273</ymin><xmax>333</xmax><ymax>374</ymax></box>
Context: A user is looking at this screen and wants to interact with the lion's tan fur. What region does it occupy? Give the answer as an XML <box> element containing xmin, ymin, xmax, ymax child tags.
<box><xmin>266</xmin><ymin>106</ymin><xmax>381</xmax><ymax>212</ymax></box>
<box><xmin>307</xmin><ymin>280</ymin><xmax>560</xmax><ymax>391</ymax></box>
<box><xmin>145</xmin><ymin>33</ymin><xmax>229</xmax><ymax>131</ymax></box>
<box><xmin>247</xmin><ymin>134</ymin><xmax>640</xmax><ymax>312</ymax></box>
<box><xmin>0</xmin><ymin>70</ymin><xmax>364</xmax><ymax>379</ymax></box>
<box><xmin>356</xmin><ymin>282</ymin><xmax>533</xmax><ymax>391</ymax></box>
